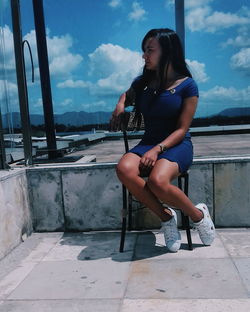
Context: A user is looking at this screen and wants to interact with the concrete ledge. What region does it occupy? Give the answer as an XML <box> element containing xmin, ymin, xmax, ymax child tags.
<box><xmin>26</xmin><ymin>156</ymin><xmax>250</xmax><ymax>231</ymax></box>
<box><xmin>1</xmin><ymin>155</ymin><xmax>250</xmax><ymax>259</ymax></box>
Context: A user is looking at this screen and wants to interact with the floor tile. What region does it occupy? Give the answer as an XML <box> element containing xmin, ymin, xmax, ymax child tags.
<box><xmin>121</xmin><ymin>299</ymin><xmax>250</xmax><ymax>312</ymax></box>
<box><xmin>134</xmin><ymin>230</ymin><xmax>227</xmax><ymax>260</ymax></box>
<box><xmin>233</xmin><ymin>258</ymin><xmax>250</xmax><ymax>293</ymax></box>
<box><xmin>8</xmin><ymin>260</ymin><xmax>131</xmax><ymax>300</ymax></box>
<box><xmin>125</xmin><ymin>258</ymin><xmax>248</xmax><ymax>299</ymax></box>
<box><xmin>0</xmin><ymin>262</ymin><xmax>39</xmax><ymax>300</ymax></box>
<box><xmin>0</xmin><ymin>299</ymin><xmax>121</xmax><ymax>312</ymax></box>
<box><xmin>218</xmin><ymin>230</ymin><xmax>250</xmax><ymax>257</ymax></box>
<box><xmin>42</xmin><ymin>232</ymin><xmax>136</xmax><ymax>262</ymax></box>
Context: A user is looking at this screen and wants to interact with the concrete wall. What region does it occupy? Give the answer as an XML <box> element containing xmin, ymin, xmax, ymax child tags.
<box><xmin>26</xmin><ymin>157</ymin><xmax>250</xmax><ymax>231</ymax></box>
<box><xmin>27</xmin><ymin>164</ymin><xmax>122</xmax><ymax>232</ymax></box>
<box><xmin>0</xmin><ymin>169</ymin><xmax>32</xmax><ymax>260</ymax></box>
<box><xmin>0</xmin><ymin>157</ymin><xmax>249</xmax><ymax>259</ymax></box>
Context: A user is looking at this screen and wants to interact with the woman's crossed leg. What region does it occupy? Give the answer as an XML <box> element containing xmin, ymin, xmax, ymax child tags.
<box><xmin>116</xmin><ymin>152</ymin><xmax>202</xmax><ymax>222</ymax></box>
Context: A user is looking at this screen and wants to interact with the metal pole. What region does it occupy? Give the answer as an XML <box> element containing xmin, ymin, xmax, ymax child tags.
<box><xmin>32</xmin><ymin>0</ymin><xmax>57</xmax><ymax>159</ymax></box>
<box><xmin>0</xmin><ymin>9</ymin><xmax>7</xmax><ymax>169</ymax></box>
<box><xmin>175</xmin><ymin>0</ymin><xmax>185</xmax><ymax>54</ymax></box>
<box><xmin>0</xmin><ymin>112</ymin><xmax>6</xmax><ymax>169</ymax></box>
<box><xmin>10</xmin><ymin>0</ymin><xmax>33</xmax><ymax>165</ymax></box>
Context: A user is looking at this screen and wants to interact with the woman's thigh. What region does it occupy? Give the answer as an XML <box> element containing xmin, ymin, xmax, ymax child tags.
<box><xmin>149</xmin><ymin>158</ymin><xmax>180</xmax><ymax>185</ymax></box>
<box><xmin>116</xmin><ymin>152</ymin><xmax>141</xmax><ymax>177</ymax></box>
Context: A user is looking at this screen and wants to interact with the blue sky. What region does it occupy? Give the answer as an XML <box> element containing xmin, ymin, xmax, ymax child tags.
<box><xmin>1</xmin><ymin>0</ymin><xmax>250</xmax><ymax>118</ymax></box>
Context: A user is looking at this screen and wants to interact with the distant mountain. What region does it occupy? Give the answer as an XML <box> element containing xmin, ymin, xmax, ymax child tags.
<box><xmin>2</xmin><ymin>112</ymin><xmax>22</xmax><ymax>128</ymax></box>
<box><xmin>2</xmin><ymin>111</ymin><xmax>112</xmax><ymax>128</ymax></box>
<box><xmin>218</xmin><ymin>107</ymin><xmax>250</xmax><ymax>117</ymax></box>
<box><xmin>2</xmin><ymin>107</ymin><xmax>250</xmax><ymax>128</ymax></box>
<box><xmin>54</xmin><ymin>111</ymin><xmax>111</xmax><ymax>126</ymax></box>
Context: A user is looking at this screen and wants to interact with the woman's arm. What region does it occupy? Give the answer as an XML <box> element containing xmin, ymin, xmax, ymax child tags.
<box><xmin>159</xmin><ymin>95</ymin><xmax>198</xmax><ymax>150</ymax></box>
<box><xmin>140</xmin><ymin>96</ymin><xmax>198</xmax><ymax>168</ymax></box>
<box><xmin>109</xmin><ymin>93</ymin><xmax>126</xmax><ymax>131</ymax></box>
<box><xmin>110</xmin><ymin>83</ymin><xmax>137</xmax><ymax>130</ymax></box>
<box><xmin>113</xmin><ymin>93</ymin><xmax>126</xmax><ymax>116</ymax></box>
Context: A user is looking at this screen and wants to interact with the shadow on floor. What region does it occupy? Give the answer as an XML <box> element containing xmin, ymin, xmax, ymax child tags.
<box><xmin>58</xmin><ymin>231</ymin><xmax>204</xmax><ymax>263</ymax></box>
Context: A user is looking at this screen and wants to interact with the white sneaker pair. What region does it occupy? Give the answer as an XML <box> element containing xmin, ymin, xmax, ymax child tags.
<box><xmin>161</xmin><ymin>204</ymin><xmax>216</xmax><ymax>252</ymax></box>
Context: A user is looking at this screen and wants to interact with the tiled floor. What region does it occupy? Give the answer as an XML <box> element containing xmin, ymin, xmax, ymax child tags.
<box><xmin>0</xmin><ymin>229</ymin><xmax>250</xmax><ymax>311</ymax></box>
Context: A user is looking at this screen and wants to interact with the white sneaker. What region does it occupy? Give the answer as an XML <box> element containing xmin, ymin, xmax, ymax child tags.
<box><xmin>194</xmin><ymin>203</ymin><xmax>215</xmax><ymax>245</ymax></box>
<box><xmin>161</xmin><ymin>208</ymin><xmax>181</xmax><ymax>252</ymax></box>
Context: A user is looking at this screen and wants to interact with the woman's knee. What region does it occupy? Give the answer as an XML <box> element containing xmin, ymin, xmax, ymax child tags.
<box><xmin>116</xmin><ymin>159</ymin><xmax>138</xmax><ymax>179</ymax></box>
<box><xmin>147</xmin><ymin>173</ymin><xmax>171</xmax><ymax>194</ymax></box>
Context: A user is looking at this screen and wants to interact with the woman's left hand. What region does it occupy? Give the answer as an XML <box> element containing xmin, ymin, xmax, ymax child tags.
<box><xmin>139</xmin><ymin>147</ymin><xmax>160</xmax><ymax>170</ymax></box>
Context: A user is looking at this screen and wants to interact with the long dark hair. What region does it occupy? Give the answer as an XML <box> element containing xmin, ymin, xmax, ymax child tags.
<box><xmin>135</xmin><ymin>28</ymin><xmax>192</xmax><ymax>93</ymax></box>
<box><xmin>126</xmin><ymin>28</ymin><xmax>192</xmax><ymax>129</ymax></box>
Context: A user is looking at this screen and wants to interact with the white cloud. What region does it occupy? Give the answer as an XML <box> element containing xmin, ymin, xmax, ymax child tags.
<box><xmin>231</xmin><ymin>48</ymin><xmax>250</xmax><ymax>73</ymax></box>
<box><xmin>52</xmin><ymin>98</ymin><xmax>75</xmax><ymax>113</ymax></box>
<box><xmin>0</xmin><ymin>79</ymin><xmax>18</xmax><ymax>101</ymax></box>
<box><xmin>186</xmin><ymin>59</ymin><xmax>209</xmax><ymax>83</ymax></box>
<box><xmin>201</xmin><ymin>85</ymin><xmax>250</xmax><ymax>100</ymax></box>
<box><xmin>186</xmin><ymin>6</ymin><xmax>250</xmax><ymax>33</ymax></box>
<box><xmin>186</xmin><ymin>6</ymin><xmax>211</xmax><ymax>32</ymax></box>
<box><xmin>1</xmin><ymin>27</ymin><xmax>84</xmax><ymax>81</ymax></box>
<box><xmin>196</xmin><ymin>85</ymin><xmax>250</xmax><ymax>117</ymax></box>
<box><xmin>128</xmin><ymin>2</ymin><xmax>146</xmax><ymax>21</ymax></box>
<box><xmin>23</xmin><ymin>29</ymin><xmax>83</xmax><ymax>78</ymax></box>
<box><xmin>95</xmin><ymin>72</ymin><xmax>135</xmax><ymax>94</ymax></box>
<box><xmin>108</xmin><ymin>0</ymin><xmax>121</xmax><ymax>8</ymax></box>
<box><xmin>0</xmin><ymin>25</ymin><xmax>14</xmax><ymax>57</ymax></box>
<box><xmin>88</xmin><ymin>43</ymin><xmax>143</xmax><ymax>95</ymax></box>
<box><xmin>166</xmin><ymin>0</ymin><xmax>214</xmax><ymax>9</ymax></box>
<box><xmin>57</xmin><ymin>79</ymin><xmax>90</xmax><ymax>89</ymax></box>
<box><xmin>33</xmin><ymin>98</ymin><xmax>43</xmax><ymax>109</ymax></box>
<box><xmin>223</xmin><ymin>26</ymin><xmax>250</xmax><ymax>48</ymax></box>
<box><xmin>185</xmin><ymin>0</ymin><xmax>214</xmax><ymax>9</ymax></box>
<box><xmin>49</xmin><ymin>54</ymin><xmax>82</xmax><ymax>77</ymax></box>
<box><xmin>60</xmin><ymin>98</ymin><xmax>73</xmax><ymax>107</ymax></box>
<box><xmin>80</xmin><ymin>100</ymin><xmax>107</xmax><ymax>111</ymax></box>
<box><xmin>86</xmin><ymin>45</ymin><xmax>208</xmax><ymax>96</ymax></box>
<box><xmin>0</xmin><ymin>79</ymin><xmax>19</xmax><ymax>113</ymax></box>
<box><xmin>0</xmin><ymin>25</ymin><xmax>16</xmax><ymax>73</ymax></box>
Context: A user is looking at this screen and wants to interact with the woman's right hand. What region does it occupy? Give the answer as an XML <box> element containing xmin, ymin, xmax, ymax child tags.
<box><xmin>110</xmin><ymin>93</ymin><xmax>126</xmax><ymax>131</ymax></box>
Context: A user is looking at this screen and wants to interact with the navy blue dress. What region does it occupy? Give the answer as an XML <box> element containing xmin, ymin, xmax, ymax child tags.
<box><xmin>129</xmin><ymin>77</ymin><xmax>199</xmax><ymax>173</ymax></box>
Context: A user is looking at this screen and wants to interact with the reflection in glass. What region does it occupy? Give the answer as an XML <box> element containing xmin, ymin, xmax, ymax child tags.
<box><xmin>1</xmin><ymin>0</ymin><xmax>249</xmax><ymax>165</ymax></box>
<box><xmin>0</xmin><ymin>0</ymin><xmax>25</xmax><ymax>165</ymax></box>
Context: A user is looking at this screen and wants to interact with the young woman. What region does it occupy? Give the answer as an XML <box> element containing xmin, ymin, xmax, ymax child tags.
<box><xmin>111</xmin><ymin>28</ymin><xmax>215</xmax><ymax>252</ymax></box>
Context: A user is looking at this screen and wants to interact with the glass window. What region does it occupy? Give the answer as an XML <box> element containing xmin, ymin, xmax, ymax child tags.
<box><xmin>184</xmin><ymin>0</ymin><xmax>250</xmax><ymax>126</ymax></box>
<box><xmin>2</xmin><ymin>0</ymin><xmax>249</xmax><ymax>165</ymax></box>
<box><xmin>19</xmin><ymin>0</ymin><xmax>174</xmax><ymax>132</ymax></box>
<box><xmin>0</xmin><ymin>0</ymin><xmax>24</xmax><ymax>165</ymax></box>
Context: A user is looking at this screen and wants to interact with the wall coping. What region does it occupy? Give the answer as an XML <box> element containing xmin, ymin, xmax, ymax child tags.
<box><xmin>25</xmin><ymin>154</ymin><xmax>250</xmax><ymax>172</ymax></box>
<box><xmin>0</xmin><ymin>154</ymin><xmax>249</xmax><ymax>177</ymax></box>
<box><xmin>0</xmin><ymin>168</ymin><xmax>26</xmax><ymax>182</ymax></box>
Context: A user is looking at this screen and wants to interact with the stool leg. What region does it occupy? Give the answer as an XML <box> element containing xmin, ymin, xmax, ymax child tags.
<box><xmin>183</xmin><ymin>174</ymin><xmax>193</xmax><ymax>250</ymax></box>
<box><xmin>178</xmin><ymin>174</ymin><xmax>193</xmax><ymax>251</ymax></box>
<box><xmin>119</xmin><ymin>184</ymin><xmax>127</xmax><ymax>252</ymax></box>
<box><xmin>184</xmin><ymin>215</ymin><xmax>193</xmax><ymax>251</ymax></box>
<box><xmin>128</xmin><ymin>192</ymin><xmax>133</xmax><ymax>231</ymax></box>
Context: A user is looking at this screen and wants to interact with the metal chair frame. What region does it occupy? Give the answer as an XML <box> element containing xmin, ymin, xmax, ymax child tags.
<box><xmin>119</xmin><ymin>130</ymin><xmax>193</xmax><ymax>252</ymax></box>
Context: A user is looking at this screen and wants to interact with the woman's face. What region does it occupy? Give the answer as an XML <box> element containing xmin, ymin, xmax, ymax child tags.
<box><xmin>142</xmin><ymin>37</ymin><xmax>161</xmax><ymax>71</ymax></box>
